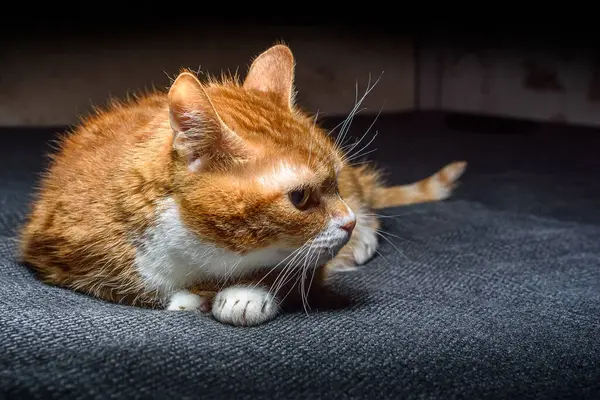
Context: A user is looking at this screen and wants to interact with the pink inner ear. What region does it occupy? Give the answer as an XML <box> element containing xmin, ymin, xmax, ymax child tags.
<box><xmin>243</xmin><ymin>45</ymin><xmax>294</xmax><ymax>105</ymax></box>
<box><xmin>187</xmin><ymin>156</ymin><xmax>203</xmax><ymax>173</ymax></box>
<box><xmin>169</xmin><ymin>72</ymin><xmax>250</xmax><ymax>164</ymax></box>
<box><xmin>245</xmin><ymin>54</ymin><xmax>289</xmax><ymax>93</ymax></box>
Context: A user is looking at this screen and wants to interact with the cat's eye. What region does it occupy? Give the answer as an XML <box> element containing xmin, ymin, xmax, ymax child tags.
<box><xmin>289</xmin><ymin>188</ymin><xmax>311</xmax><ymax>210</ymax></box>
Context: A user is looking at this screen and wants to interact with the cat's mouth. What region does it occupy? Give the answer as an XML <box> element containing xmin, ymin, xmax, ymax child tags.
<box><xmin>327</xmin><ymin>239</ymin><xmax>350</xmax><ymax>257</ymax></box>
<box><xmin>313</xmin><ymin>236</ymin><xmax>351</xmax><ymax>262</ymax></box>
<box><xmin>269</xmin><ymin>232</ymin><xmax>351</xmax><ymax>269</ymax></box>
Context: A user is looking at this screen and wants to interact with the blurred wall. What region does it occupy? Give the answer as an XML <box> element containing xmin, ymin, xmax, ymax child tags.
<box><xmin>6</xmin><ymin>27</ymin><xmax>598</xmax><ymax>129</ymax></box>
<box><xmin>0</xmin><ymin>28</ymin><xmax>415</xmax><ymax>127</ymax></box>
<box><xmin>417</xmin><ymin>40</ymin><xmax>600</xmax><ymax>127</ymax></box>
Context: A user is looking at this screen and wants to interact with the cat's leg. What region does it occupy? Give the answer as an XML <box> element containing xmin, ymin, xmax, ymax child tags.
<box><xmin>166</xmin><ymin>289</ymin><xmax>214</xmax><ymax>312</ymax></box>
<box><xmin>167</xmin><ymin>279</ymin><xmax>280</xmax><ymax>325</ymax></box>
<box><xmin>211</xmin><ymin>285</ymin><xmax>280</xmax><ymax>327</ymax></box>
<box><xmin>352</xmin><ymin>213</ymin><xmax>380</xmax><ymax>265</ymax></box>
<box><xmin>326</xmin><ymin>211</ymin><xmax>380</xmax><ymax>273</ymax></box>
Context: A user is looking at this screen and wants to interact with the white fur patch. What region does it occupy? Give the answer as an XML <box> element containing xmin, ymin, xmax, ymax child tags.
<box><xmin>256</xmin><ymin>162</ymin><xmax>312</xmax><ymax>191</ymax></box>
<box><xmin>400</xmin><ymin>181</ymin><xmax>450</xmax><ymax>202</ymax></box>
<box><xmin>212</xmin><ymin>285</ymin><xmax>279</xmax><ymax>326</ymax></box>
<box><xmin>429</xmin><ymin>177</ymin><xmax>452</xmax><ymax>200</ymax></box>
<box><xmin>135</xmin><ymin>197</ymin><xmax>296</xmax><ymax>297</ymax></box>
<box><xmin>337</xmin><ymin>194</ymin><xmax>357</xmax><ymax>227</ymax></box>
<box><xmin>187</xmin><ymin>158</ymin><xmax>203</xmax><ymax>173</ymax></box>
<box><xmin>327</xmin><ymin>205</ymin><xmax>378</xmax><ymax>272</ymax></box>
<box><xmin>167</xmin><ymin>290</ymin><xmax>210</xmax><ymax>312</ymax></box>
<box><xmin>352</xmin><ymin>210</ymin><xmax>378</xmax><ymax>265</ymax></box>
<box><xmin>135</xmin><ymin>197</ymin><xmax>355</xmax><ymax>316</ymax></box>
<box><xmin>405</xmin><ymin>161</ymin><xmax>467</xmax><ymax>202</ymax></box>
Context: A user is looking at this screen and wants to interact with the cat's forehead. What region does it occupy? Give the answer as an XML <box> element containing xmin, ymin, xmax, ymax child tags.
<box><xmin>251</xmin><ymin>158</ymin><xmax>336</xmax><ymax>193</ymax></box>
<box><xmin>209</xmin><ymin>85</ymin><xmax>342</xmax><ymax>167</ymax></box>
<box><xmin>210</xmin><ymin>87</ymin><xmax>323</xmax><ymax>138</ymax></box>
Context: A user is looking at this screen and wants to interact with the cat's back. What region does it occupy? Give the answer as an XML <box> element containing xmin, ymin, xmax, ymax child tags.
<box><xmin>49</xmin><ymin>93</ymin><xmax>167</xmax><ymax>186</ymax></box>
<box><xmin>20</xmin><ymin>92</ymin><xmax>170</xmax><ymax>258</ymax></box>
<box><xmin>17</xmin><ymin>91</ymin><xmax>174</xmax><ymax>300</ymax></box>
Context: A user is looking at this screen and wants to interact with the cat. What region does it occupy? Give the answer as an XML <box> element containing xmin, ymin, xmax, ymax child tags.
<box><xmin>19</xmin><ymin>44</ymin><xmax>467</xmax><ymax>327</ymax></box>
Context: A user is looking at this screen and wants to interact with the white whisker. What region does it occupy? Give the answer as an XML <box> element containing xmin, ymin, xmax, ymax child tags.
<box><xmin>363</xmin><ymin>211</ymin><xmax>419</xmax><ymax>219</ymax></box>
<box><xmin>302</xmin><ymin>246</ymin><xmax>322</xmax><ymax>313</ymax></box>
<box><xmin>376</xmin><ymin>228</ymin><xmax>416</xmax><ymax>245</ymax></box>
<box><xmin>265</xmin><ymin>241</ymin><xmax>312</xmax><ymax>299</ymax></box>
<box><xmin>374</xmin><ymin>230</ymin><xmax>411</xmax><ymax>263</ymax></box>
<box><xmin>334</xmin><ymin>72</ymin><xmax>383</xmax><ymax>151</ymax></box>
<box><xmin>346</xmin><ymin>147</ymin><xmax>378</xmax><ymax>163</ymax></box>
<box><xmin>250</xmin><ymin>243</ymin><xmax>308</xmax><ymax>292</ymax></box>
<box><xmin>342</xmin><ymin>106</ymin><xmax>383</xmax><ymax>161</ymax></box>
<box><xmin>308</xmin><ymin>110</ymin><xmax>320</xmax><ymax>168</ymax></box>
<box><xmin>300</xmin><ymin>240</ymin><xmax>319</xmax><ymax>315</ymax></box>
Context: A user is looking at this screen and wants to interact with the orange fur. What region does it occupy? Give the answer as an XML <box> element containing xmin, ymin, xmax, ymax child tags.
<box><xmin>19</xmin><ymin>44</ymin><xmax>467</xmax><ymax>325</ymax></box>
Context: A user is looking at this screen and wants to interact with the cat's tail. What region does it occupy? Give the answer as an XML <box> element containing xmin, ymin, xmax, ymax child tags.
<box><xmin>372</xmin><ymin>161</ymin><xmax>467</xmax><ymax>209</ymax></box>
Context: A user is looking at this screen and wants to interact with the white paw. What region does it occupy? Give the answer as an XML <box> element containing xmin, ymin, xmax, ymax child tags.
<box><xmin>327</xmin><ymin>258</ymin><xmax>358</xmax><ymax>273</ymax></box>
<box><xmin>212</xmin><ymin>286</ymin><xmax>280</xmax><ymax>327</ymax></box>
<box><xmin>166</xmin><ymin>290</ymin><xmax>210</xmax><ymax>312</ymax></box>
<box><xmin>352</xmin><ymin>225</ymin><xmax>378</xmax><ymax>265</ymax></box>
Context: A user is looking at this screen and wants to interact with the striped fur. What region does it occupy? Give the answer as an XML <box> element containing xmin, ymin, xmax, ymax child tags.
<box><xmin>18</xmin><ymin>44</ymin><xmax>467</xmax><ymax>325</ymax></box>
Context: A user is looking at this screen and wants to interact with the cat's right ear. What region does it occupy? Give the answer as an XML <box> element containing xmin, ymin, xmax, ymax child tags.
<box><xmin>243</xmin><ymin>44</ymin><xmax>295</xmax><ymax>109</ymax></box>
<box><xmin>168</xmin><ymin>72</ymin><xmax>247</xmax><ymax>171</ymax></box>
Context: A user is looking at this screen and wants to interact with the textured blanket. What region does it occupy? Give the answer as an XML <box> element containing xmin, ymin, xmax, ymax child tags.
<box><xmin>1</xmin><ymin>114</ymin><xmax>599</xmax><ymax>399</ymax></box>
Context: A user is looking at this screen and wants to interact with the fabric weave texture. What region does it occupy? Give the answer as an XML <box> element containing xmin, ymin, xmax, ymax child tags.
<box><xmin>1</xmin><ymin>115</ymin><xmax>599</xmax><ymax>399</ymax></box>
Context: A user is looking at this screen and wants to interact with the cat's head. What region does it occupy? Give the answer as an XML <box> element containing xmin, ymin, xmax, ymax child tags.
<box><xmin>167</xmin><ymin>44</ymin><xmax>356</xmax><ymax>268</ymax></box>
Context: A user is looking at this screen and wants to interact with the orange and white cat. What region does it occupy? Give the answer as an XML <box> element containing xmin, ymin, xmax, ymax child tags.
<box><xmin>19</xmin><ymin>44</ymin><xmax>466</xmax><ymax>326</ymax></box>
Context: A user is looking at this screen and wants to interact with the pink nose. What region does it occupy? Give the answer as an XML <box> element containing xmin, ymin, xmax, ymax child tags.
<box><xmin>340</xmin><ymin>220</ymin><xmax>356</xmax><ymax>234</ymax></box>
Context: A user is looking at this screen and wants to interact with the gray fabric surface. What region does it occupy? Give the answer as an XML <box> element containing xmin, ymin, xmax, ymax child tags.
<box><xmin>1</xmin><ymin>114</ymin><xmax>599</xmax><ymax>399</ymax></box>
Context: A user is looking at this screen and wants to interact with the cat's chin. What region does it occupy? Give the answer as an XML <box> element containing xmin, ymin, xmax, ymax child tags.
<box><xmin>263</xmin><ymin>244</ymin><xmax>342</xmax><ymax>271</ymax></box>
<box><xmin>274</xmin><ymin>247</ymin><xmax>332</xmax><ymax>267</ymax></box>
<box><xmin>314</xmin><ymin>235</ymin><xmax>352</xmax><ymax>262</ymax></box>
<box><xmin>308</xmin><ymin>240</ymin><xmax>351</xmax><ymax>266</ymax></box>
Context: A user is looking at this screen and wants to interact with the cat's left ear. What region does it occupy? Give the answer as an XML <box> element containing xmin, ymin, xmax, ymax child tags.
<box><xmin>168</xmin><ymin>71</ymin><xmax>249</xmax><ymax>171</ymax></box>
<box><xmin>243</xmin><ymin>44</ymin><xmax>296</xmax><ymax>108</ymax></box>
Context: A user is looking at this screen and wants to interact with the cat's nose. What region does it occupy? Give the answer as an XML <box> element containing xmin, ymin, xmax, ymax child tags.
<box><xmin>340</xmin><ymin>220</ymin><xmax>356</xmax><ymax>234</ymax></box>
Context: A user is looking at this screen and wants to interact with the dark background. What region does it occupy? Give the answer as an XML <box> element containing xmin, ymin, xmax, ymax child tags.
<box><xmin>3</xmin><ymin>17</ymin><xmax>600</xmax><ymax>132</ymax></box>
<box><xmin>2</xmin><ymin>17</ymin><xmax>600</xmax><ymax>400</ymax></box>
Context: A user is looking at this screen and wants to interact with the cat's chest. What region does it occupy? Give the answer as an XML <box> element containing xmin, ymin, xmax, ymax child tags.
<box><xmin>133</xmin><ymin>197</ymin><xmax>290</xmax><ymax>294</ymax></box>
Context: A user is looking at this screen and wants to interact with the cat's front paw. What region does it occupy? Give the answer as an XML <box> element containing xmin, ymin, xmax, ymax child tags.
<box><xmin>352</xmin><ymin>224</ymin><xmax>378</xmax><ymax>265</ymax></box>
<box><xmin>327</xmin><ymin>217</ymin><xmax>379</xmax><ymax>273</ymax></box>
<box><xmin>212</xmin><ymin>286</ymin><xmax>280</xmax><ymax>327</ymax></box>
<box><xmin>166</xmin><ymin>290</ymin><xmax>211</xmax><ymax>312</ymax></box>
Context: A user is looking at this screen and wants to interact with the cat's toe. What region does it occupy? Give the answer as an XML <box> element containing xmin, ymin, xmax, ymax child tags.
<box><xmin>166</xmin><ymin>290</ymin><xmax>211</xmax><ymax>312</ymax></box>
<box><xmin>212</xmin><ymin>286</ymin><xmax>280</xmax><ymax>327</ymax></box>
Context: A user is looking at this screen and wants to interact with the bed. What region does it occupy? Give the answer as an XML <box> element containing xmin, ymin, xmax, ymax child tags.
<box><xmin>1</xmin><ymin>112</ymin><xmax>599</xmax><ymax>399</ymax></box>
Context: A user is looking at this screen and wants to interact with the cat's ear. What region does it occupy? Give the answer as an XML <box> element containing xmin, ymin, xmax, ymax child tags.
<box><xmin>168</xmin><ymin>71</ymin><xmax>247</xmax><ymax>170</ymax></box>
<box><xmin>243</xmin><ymin>44</ymin><xmax>295</xmax><ymax>108</ymax></box>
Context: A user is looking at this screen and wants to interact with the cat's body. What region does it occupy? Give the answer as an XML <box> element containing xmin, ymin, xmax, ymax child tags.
<box><xmin>19</xmin><ymin>45</ymin><xmax>466</xmax><ymax>326</ymax></box>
